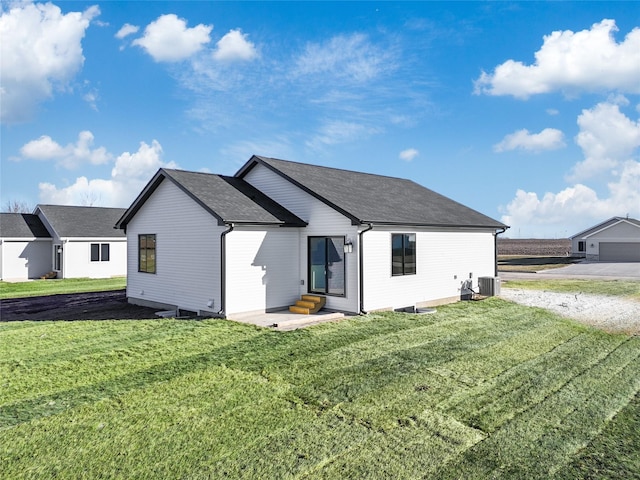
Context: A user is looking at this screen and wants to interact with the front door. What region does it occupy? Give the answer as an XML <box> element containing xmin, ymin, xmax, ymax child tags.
<box><xmin>309</xmin><ymin>237</ymin><xmax>345</xmax><ymax>296</ymax></box>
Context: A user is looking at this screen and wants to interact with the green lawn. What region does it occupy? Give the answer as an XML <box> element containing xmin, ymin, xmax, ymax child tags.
<box><xmin>503</xmin><ymin>278</ymin><xmax>640</xmax><ymax>301</ymax></box>
<box><xmin>0</xmin><ymin>277</ymin><xmax>126</xmax><ymax>299</ymax></box>
<box><xmin>1</xmin><ymin>299</ymin><xmax>638</xmax><ymax>479</ymax></box>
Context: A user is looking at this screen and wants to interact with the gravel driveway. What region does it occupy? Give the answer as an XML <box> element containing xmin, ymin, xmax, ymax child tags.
<box><xmin>501</xmin><ymin>288</ymin><xmax>640</xmax><ymax>335</ymax></box>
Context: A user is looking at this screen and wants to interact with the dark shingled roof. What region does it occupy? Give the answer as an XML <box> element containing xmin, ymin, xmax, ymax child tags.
<box><xmin>36</xmin><ymin>205</ymin><xmax>126</xmax><ymax>238</ymax></box>
<box><xmin>0</xmin><ymin>213</ymin><xmax>51</xmax><ymax>238</ymax></box>
<box><xmin>238</xmin><ymin>156</ymin><xmax>507</xmax><ymax>229</ymax></box>
<box><xmin>116</xmin><ymin>169</ymin><xmax>306</xmax><ymax>229</ymax></box>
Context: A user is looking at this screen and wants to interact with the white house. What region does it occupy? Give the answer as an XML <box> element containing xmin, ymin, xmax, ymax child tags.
<box><xmin>570</xmin><ymin>217</ymin><xmax>640</xmax><ymax>262</ymax></box>
<box><xmin>0</xmin><ymin>213</ymin><xmax>52</xmax><ymax>281</ymax></box>
<box><xmin>116</xmin><ymin>156</ymin><xmax>507</xmax><ymax>318</ymax></box>
<box><xmin>34</xmin><ymin>205</ymin><xmax>127</xmax><ymax>279</ymax></box>
<box><xmin>0</xmin><ymin>205</ymin><xmax>127</xmax><ymax>281</ymax></box>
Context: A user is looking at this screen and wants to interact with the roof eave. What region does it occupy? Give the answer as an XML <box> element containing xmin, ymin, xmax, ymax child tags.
<box><xmin>359</xmin><ymin>220</ymin><xmax>509</xmax><ymax>230</ymax></box>
<box><xmin>115</xmin><ymin>169</ymin><xmax>229</xmax><ymax>230</ymax></box>
<box><xmin>223</xmin><ymin>220</ymin><xmax>306</xmax><ymax>227</ymax></box>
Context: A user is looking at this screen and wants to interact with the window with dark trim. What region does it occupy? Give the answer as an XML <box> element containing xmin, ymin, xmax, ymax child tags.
<box><xmin>139</xmin><ymin>234</ymin><xmax>156</xmax><ymax>273</ymax></box>
<box><xmin>578</xmin><ymin>241</ymin><xmax>585</xmax><ymax>252</ymax></box>
<box><xmin>392</xmin><ymin>233</ymin><xmax>416</xmax><ymax>276</ymax></box>
<box><xmin>91</xmin><ymin>243</ymin><xmax>110</xmax><ymax>262</ymax></box>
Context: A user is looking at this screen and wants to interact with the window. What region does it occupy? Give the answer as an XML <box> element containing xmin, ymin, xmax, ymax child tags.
<box><xmin>91</xmin><ymin>243</ymin><xmax>110</xmax><ymax>262</ymax></box>
<box><xmin>54</xmin><ymin>245</ymin><xmax>62</xmax><ymax>271</ymax></box>
<box><xmin>139</xmin><ymin>234</ymin><xmax>156</xmax><ymax>273</ymax></box>
<box><xmin>392</xmin><ymin>233</ymin><xmax>416</xmax><ymax>276</ymax></box>
<box><xmin>578</xmin><ymin>241</ymin><xmax>585</xmax><ymax>252</ymax></box>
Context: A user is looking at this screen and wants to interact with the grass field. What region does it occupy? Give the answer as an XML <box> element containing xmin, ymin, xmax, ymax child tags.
<box><xmin>1</xmin><ymin>299</ymin><xmax>639</xmax><ymax>479</ymax></box>
<box><xmin>0</xmin><ymin>277</ymin><xmax>126</xmax><ymax>299</ymax></box>
<box><xmin>503</xmin><ymin>278</ymin><xmax>640</xmax><ymax>301</ymax></box>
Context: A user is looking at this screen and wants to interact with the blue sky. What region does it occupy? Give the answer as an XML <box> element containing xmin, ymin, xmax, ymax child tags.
<box><xmin>1</xmin><ymin>1</ymin><xmax>639</xmax><ymax>238</ymax></box>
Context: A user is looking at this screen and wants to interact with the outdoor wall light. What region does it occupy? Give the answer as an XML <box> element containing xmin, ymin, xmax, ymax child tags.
<box><xmin>343</xmin><ymin>242</ymin><xmax>353</xmax><ymax>253</ymax></box>
<box><xmin>590</xmin><ymin>243</ymin><xmax>594</xmax><ymax>248</ymax></box>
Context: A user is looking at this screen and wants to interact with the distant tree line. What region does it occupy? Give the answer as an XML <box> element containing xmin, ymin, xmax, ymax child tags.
<box><xmin>3</xmin><ymin>200</ymin><xmax>32</xmax><ymax>213</ymax></box>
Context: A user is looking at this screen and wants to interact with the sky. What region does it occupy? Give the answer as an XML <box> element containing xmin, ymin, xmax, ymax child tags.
<box><xmin>1</xmin><ymin>1</ymin><xmax>639</xmax><ymax>238</ymax></box>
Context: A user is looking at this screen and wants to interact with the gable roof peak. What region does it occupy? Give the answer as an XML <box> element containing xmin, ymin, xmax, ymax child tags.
<box><xmin>116</xmin><ymin>167</ymin><xmax>306</xmax><ymax>230</ymax></box>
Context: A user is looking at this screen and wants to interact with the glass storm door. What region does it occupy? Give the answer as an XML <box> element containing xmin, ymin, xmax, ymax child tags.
<box><xmin>309</xmin><ymin>237</ymin><xmax>345</xmax><ymax>296</ymax></box>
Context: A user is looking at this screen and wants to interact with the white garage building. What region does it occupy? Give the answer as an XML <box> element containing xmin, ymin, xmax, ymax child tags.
<box><xmin>570</xmin><ymin>217</ymin><xmax>640</xmax><ymax>262</ymax></box>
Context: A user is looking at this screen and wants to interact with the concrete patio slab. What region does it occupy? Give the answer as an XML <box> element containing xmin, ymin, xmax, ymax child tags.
<box><xmin>228</xmin><ymin>309</ymin><xmax>349</xmax><ymax>331</ymax></box>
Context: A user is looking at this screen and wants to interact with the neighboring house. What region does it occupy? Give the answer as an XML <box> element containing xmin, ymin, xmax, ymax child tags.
<box><xmin>0</xmin><ymin>205</ymin><xmax>127</xmax><ymax>281</ymax></box>
<box><xmin>34</xmin><ymin>205</ymin><xmax>127</xmax><ymax>279</ymax></box>
<box><xmin>570</xmin><ymin>217</ymin><xmax>640</xmax><ymax>262</ymax></box>
<box><xmin>0</xmin><ymin>213</ymin><xmax>52</xmax><ymax>281</ymax></box>
<box><xmin>116</xmin><ymin>156</ymin><xmax>507</xmax><ymax>317</ymax></box>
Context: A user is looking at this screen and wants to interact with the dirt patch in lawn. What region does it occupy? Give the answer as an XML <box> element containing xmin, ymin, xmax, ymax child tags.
<box><xmin>0</xmin><ymin>290</ymin><xmax>159</xmax><ymax>321</ymax></box>
<box><xmin>501</xmin><ymin>288</ymin><xmax>640</xmax><ymax>335</ymax></box>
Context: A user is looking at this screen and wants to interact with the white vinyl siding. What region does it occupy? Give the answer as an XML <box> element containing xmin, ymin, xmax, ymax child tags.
<box><xmin>244</xmin><ymin>164</ymin><xmax>359</xmax><ymax>313</ymax></box>
<box><xmin>59</xmin><ymin>240</ymin><xmax>126</xmax><ymax>279</ymax></box>
<box><xmin>126</xmin><ymin>179</ymin><xmax>224</xmax><ymax>313</ymax></box>
<box><xmin>225</xmin><ymin>227</ymin><xmax>300</xmax><ymax>315</ymax></box>
<box><xmin>0</xmin><ymin>239</ymin><xmax>52</xmax><ymax>281</ymax></box>
<box><xmin>363</xmin><ymin>228</ymin><xmax>496</xmax><ymax>311</ymax></box>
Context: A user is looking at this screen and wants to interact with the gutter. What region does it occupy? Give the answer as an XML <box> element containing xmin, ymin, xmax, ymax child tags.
<box><xmin>217</xmin><ymin>223</ymin><xmax>234</xmax><ymax>317</ymax></box>
<box><xmin>494</xmin><ymin>227</ymin><xmax>508</xmax><ymax>277</ymax></box>
<box><xmin>358</xmin><ymin>223</ymin><xmax>373</xmax><ymax>314</ymax></box>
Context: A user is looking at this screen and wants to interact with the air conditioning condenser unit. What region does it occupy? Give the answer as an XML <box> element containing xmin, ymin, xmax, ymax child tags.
<box><xmin>478</xmin><ymin>276</ymin><xmax>501</xmax><ymax>297</ymax></box>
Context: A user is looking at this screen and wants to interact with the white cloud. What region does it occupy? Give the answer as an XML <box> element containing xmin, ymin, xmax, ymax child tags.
<box><xmin>19</xmin><ymin>131</ymin><xmax>110</xmax><ymax>169</ymax></box>
<box><xmin>115</xmin><ymin>23</ymin><xmax>139</xmax><ymax>39</ymax></box>
<box><xmin>306</xmin><ymin>120</ymin><xmax>380</xmax><ymax>150</ymax></box>
<box><xmin>295</xmin><ymin>33</ymin><xmax>394</xmax><ymax>83</ymax></box>
<box><xmin>133</xmin><ymin>14</ymin><xmax>211</xmax><ymax>62</ymax></box>
<box><xmin>399</xmin><ymin>148</ymin><xmax>419</xmax><ymax>162</ymax></box>
<box><xmin>213</xmin><ymin>29</ymin><xmax>258</xmax><ymax>62</ymax></box>
<box><xmin>0</xmin><ymin>2</ymin><xmax>99</xmax><ymax>124</ymax></box>
<box><xmin>570</xmin><ymin>100</ymin><xmax>640</xmax><ymax>181</ymax></box>
<box><xmin>501</xmin><ymin>164</ymin><xmax>640</xmax><ymax>237</ymax></box>
<box><xmin>39</xmin><ymin>140</ymin><xmax>177</xmax><ymax>207</ymax></box>
<box><xmin>501</xmin><ymin>101</ymin><xmax>640</xmax><ymax>237</ymax></box>
<box><xmin>475</xmin><ymin>19</ymin><xmax>640</xmax><ymax>99</ymax></box>
<box><xmin>220</xmin><ymin>138</ymin><xmax>294</xmax><ymax>166</ymax></box>
<box><xmin>546</xmin><ymin>109</ymin><xmax>559</xmax><ymax>116</ymax></box>
<box><xmin>83</xmin><ymin>88</ymin><xmax>99</xmax><ymax>111</ymax></box>
<box><xmin>493</xmin><ymin>128</ymin><xmax>565</xmax><ymax>153</ymax></box>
